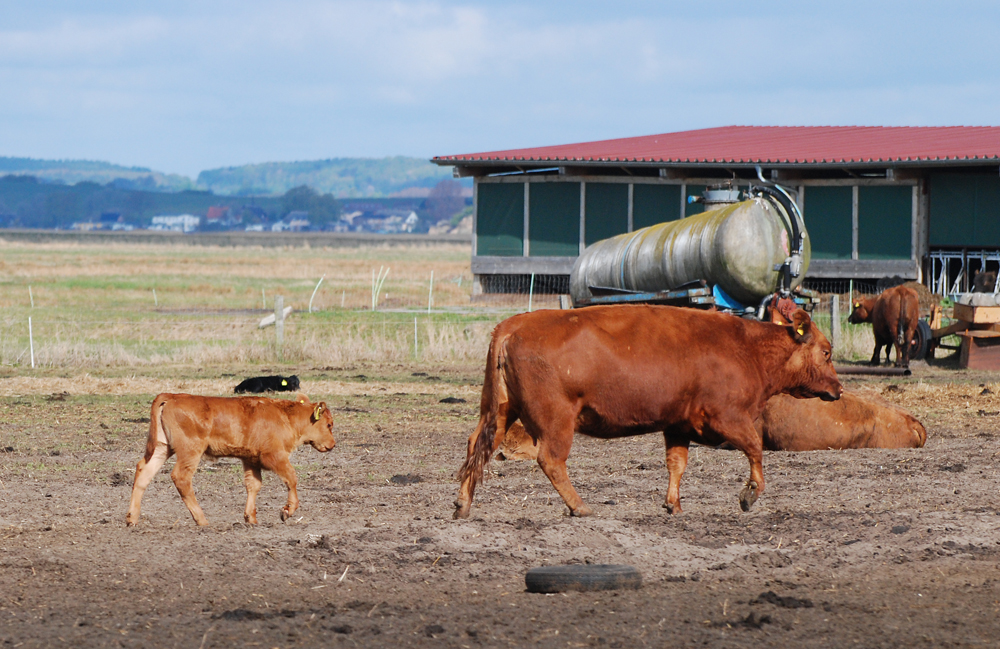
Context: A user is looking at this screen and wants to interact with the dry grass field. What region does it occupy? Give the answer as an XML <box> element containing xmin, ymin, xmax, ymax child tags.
<box><xmin>2</xmin><ymin>238</ymin><xmax>997</xmax><ymax>648</ymax></box>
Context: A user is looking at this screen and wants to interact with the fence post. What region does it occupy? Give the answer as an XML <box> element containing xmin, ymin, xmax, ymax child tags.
<box><xmin>28</xmin><ymin>316</ymin><xmax>35</xmax><ymax>369</ymax></box>
<box><xmin>528</xmin><ymin>273</ymin><xmax>536</xmax><ymax>312</ymax></box>
<box><xmin>830</xmin><ymin>294</ymin><xmax>840</xmax><ymax>351</ymax></box>
<box><xmin>414</xmin><ymin>317</ymin><xmax>418</xmax><ymax>357</ymax></box>
<box><xmin>427</xmin><ymin>270</ymin><xmax>434</xmax><ymax>314</ymax></box>
<box><xmin>275</xmin><ymin>296</ymin><xmax>284</xmax><ymax>356</ymax></box>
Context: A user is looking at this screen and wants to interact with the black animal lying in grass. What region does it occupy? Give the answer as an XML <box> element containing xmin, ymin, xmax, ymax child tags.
<box><xmin>233</xmin><ymin>375</ymin><xmax>300</xmax><ymax>394</ymax></box>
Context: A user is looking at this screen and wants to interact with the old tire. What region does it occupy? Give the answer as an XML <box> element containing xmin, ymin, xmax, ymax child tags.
<box><xmin>911</xmin><ymin>319</ymin><xmax>932</xmax><ymax>361</ymax></box>
<box><xmin>525</xmin><ymin>564</ymin><xmax>642</xmax><ymax>593</ymax></box>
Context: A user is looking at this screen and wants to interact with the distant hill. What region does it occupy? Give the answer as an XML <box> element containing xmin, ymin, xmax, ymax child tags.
<box><xmin>196</xmin><ymin>156</ymin><xmax>455</xmax><ymax>197</ymax></box>
<box><xmin>0</xmin><ymin>157</ymin><xmax>194</xmax><ymax>191</ymax></box>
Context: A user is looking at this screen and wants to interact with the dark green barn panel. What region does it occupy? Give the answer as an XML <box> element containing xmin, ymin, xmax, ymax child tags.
<box><xmin>803</xmin><ymin>186</ymin><xmax>853</xmax><ymax>259</ymax></box>
<box><xmin>683</xmin><ymin>185</ymin><xmax>707</xmax><ymax>217</ymax></box>
<box><xmin>930</xmin><ymin>173</ymin><xmax>1000</xmax><ymax>247</ymax></box>
<box><xmin>858</xmin><ymin>185</ymin><xmax>912</xmax><ymax>259</ymax></box>
<box><xmin>632</xmin><ymin>184</ymin><xmax>681</xmax><ymax>230</ymax></box>
<box><xmin>529</xmin><ymin>182</ymin><xmax>580</xmax><ymax>256</ymax></box>
<box><xmin>476</xmin><ymin>182</ymin><xmax>523</xmax><ymax>256</ymax></box>
<box><xmin>585</xmin><ymin>183</ymin><xmax>629</xmax><ymax>244</ymax></box>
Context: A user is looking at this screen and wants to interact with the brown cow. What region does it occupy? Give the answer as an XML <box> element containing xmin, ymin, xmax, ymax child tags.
<box><xmin>757</xmin><ymin>392</ymin><xmax>926</xmax><ymax>450</ymax></box>
<box><xmin>125</xmin><ymin>393</ymin><xmax>335</xmax><ymax>527</ymax></box>
<box><xmin>453</xmin><ymin>305</ymin><xmax>842</xmax><ymax>519</ymax></box>
<box><xmin>497</xmin><ymin>391</ymin><xmax>925</xmax><ymax>458</ymax></box>
<box><xmin>848</xmin><ymin>286</ymin><xmax>920</xmax><ymax>368</ymax></box>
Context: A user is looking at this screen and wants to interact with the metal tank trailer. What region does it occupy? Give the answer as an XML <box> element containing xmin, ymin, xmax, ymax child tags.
<box><xmin>570</xmin><ymin>173</ymin><xmax>814</xmax><ymax>318</ymax></box>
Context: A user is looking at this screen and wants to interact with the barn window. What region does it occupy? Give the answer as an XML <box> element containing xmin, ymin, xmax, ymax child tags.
<box><xmin>476</xmin><ymin>182</ymin><xmax>524</xmax><ymax>256</ymax></box>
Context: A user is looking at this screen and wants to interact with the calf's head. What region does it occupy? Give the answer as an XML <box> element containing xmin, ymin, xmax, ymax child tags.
<box><xmin>297</xmin><ymin>396</ymin><xmax>336</xmax><ymax>452</ymax></box>
<box><xmin>783</xmin><ymin>310</ymin><xmax>843</xmax><ymax>402</ymax></box>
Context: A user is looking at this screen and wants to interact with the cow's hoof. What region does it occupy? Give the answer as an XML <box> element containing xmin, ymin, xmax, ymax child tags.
<box><xmin>663</xmin><ymin>502</ymin><xmax>682</xmax><ymax>515</ymax></box>
<box><xmin>739</xmin><ymin>481</ymin><xmax>759</xmax><ymax>512</ymax></box>
<box><xmin>280</xmin><ymin>509</ymin><xmax>291</xmax><ymax>522</ymax></box>
<box><xmin>570</xmin><ymin>505</ymin><xmax>593</xmax><ymax>517</ymax></box>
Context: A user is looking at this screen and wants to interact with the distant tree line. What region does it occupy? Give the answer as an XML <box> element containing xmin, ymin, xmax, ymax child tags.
<box><xmin>0</xmin><ymin>175</ymin><xmax>470</xmax><ymax>232</ymax></box>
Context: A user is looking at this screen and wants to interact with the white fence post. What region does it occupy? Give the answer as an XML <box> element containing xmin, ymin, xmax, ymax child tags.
<box><xmin>275</xmin><ymin>296</ymin><xmax>284</xmax><ymax>353</ymax></box>
<box><xmin>28</xmin><ymin>317</ymin><xmax>35</xmax><ymax>369</ymax></box>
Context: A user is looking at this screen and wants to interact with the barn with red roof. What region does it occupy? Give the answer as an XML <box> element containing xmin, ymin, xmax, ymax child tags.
<box><xmin>432</xmin><ymin>125</ymin><xmax>1000</xmax><ymax>296</ymax></box>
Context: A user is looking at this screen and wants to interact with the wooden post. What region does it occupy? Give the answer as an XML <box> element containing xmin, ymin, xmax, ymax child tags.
<box><xmin>275</xmin><ymin>296</ymin><xmax>284</xmax><ymax>354</ymax></box>
<box><xmin>28</xmin><ymin>317</ymin><xmax>35</xmax><ymax>369</ymax></box>
<box><xmin>427</xmin><ymin>270</ymin><xmax>434</xmax><ymax>314</ymax></box>
<box><xmin>830</xmin><ymin>295</ymin><xmax>840</xmax><ymax>351</ymax></box>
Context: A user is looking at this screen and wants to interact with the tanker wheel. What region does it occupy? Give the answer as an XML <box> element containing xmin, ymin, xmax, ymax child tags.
<box><xmin>911</xmin><ymin>319</ymin><xmax>933</xmax><ymax>361</ymax></box>
<box><xmin>524</xmin><ymin>564</ymin><xmax>642</xmax><ymax>593</ymax></box>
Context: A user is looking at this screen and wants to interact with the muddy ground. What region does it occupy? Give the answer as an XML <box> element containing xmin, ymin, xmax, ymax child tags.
<box><xmin>2</xmin><ymin>361</ymin><xmax>1000</xmax><ymax>648</ymax></box>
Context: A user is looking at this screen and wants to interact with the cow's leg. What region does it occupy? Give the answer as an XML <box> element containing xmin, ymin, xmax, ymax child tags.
<box><xmin>241</xmin><ymin>460</ymin><xmax>264</xmax><ymax>525</ymax></box>
<box><xmin>125</xmin><ymin>443</ymin><xmax>172</xmax><ymax>526</ymax></box>
<box><xmin>711</xmin><ymin>415</ymin><xmax>766</xmax><ymax>512</ymax></box>
<box><xmin>534</xmin><ymin>420</ymin><xmax>590</xmax><ymax>517</ymax></box>
<box><xmin>662</xmin><ymin>435</ymin><xmax>689</xmax><ymax>514</ymax></box>
<box><xmin>262</xmin><ymin>455</ymin><xmax>300</xmax><ymax>521</ymax></box>
<box><xmin>171</xmin><ymin>453</ymin><xmax>209</xmax><ymax>526</ymax></box>
<box><xmin>870</xmin><ymin>340</ymin><xmax>884</xmax><ymax>366</ymax></box>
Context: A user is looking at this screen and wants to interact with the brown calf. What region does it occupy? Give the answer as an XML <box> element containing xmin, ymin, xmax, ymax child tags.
<box><xmin>126</xmin><ymin>393</ymin><xmax>335</xmax><ymax>527</ymax></box>
<box><xmin>757</xmin><ymin>392</ymin><xmax>926</xmax><ymax>450</ymax></box>
<box><xmin>454</xmin><ymin>305</ymin><xmax>842</xmax><ymax>518</ymax></box>
<box><xmin>848</xmin><ymin>286</ymin><xmax>921</xmax><ymax>368</ymax></box>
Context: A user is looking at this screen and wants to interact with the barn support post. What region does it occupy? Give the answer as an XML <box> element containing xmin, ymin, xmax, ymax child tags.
<box><xmin>830</xmin><ymin>295</ymin><xmax>840</xmax><ymax>351</ymax></box>
<box><xmin>275</xmin><ymin>295</ymin><xmax>284</xmax><ymax>357</ymax></box>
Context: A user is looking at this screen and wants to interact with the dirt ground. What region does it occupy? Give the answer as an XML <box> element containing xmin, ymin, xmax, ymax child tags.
<box><xmin>2</xmin><ymin>360</ymin><xmax>1000</xmax><ymax>648</ymax></box>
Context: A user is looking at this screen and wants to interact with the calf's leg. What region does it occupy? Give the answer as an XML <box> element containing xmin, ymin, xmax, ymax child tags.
<box><xmin>241</xmin><ymin>460</ymin><xmax>264</xmax><ymax>524</ymax></box>
<box><xmin>662</xmin><ymin>435</ymin><xmax>689</xmax><ymax>514</ymax></box>
<box><xmin>125</xmin><ymin>443</ymin><xmax>171</xmax><ymax>526</ymax></box>
<box><xmin>262</xmin><ymin>454</ymin><xmax>300</xmax><ymax>521</ymax></box>
<box><xmin>171</xmin><ymin>453</ymin><xmax>209</xmax><ymax>526</ymax></box>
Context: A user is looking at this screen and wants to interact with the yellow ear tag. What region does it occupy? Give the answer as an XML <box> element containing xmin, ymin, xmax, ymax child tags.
<box><xmin>299</xmin><ymin>399</ymin><xmax>305</xmax><ymax>404</ymax></box>
<box><xmin>281</xmin><ymin>379</ymin><xmax>288</xmax><ymax>386</ymax></box>
<box><xmin>796</xmin><ymin>325</ymin><xmax>806</xmax><ymax>336</ymax></box>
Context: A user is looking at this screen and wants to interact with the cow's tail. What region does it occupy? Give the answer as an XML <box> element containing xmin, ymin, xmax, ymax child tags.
<box><xmin>457</xmin><ymin>333</ymin><xmax>512</xmax><ymax>495</ymax></box>
<box><xmin>144</xmin><ymin>395</ymin><xmax>171</xmax><ymax>461</ymax></box>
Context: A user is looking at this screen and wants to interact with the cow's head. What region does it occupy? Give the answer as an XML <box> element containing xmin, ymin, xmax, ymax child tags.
<box><xmin>783</xmin><ymin>309</ymin><xmax>842</xmax><ymax>402</ymax></box>
<box><xmin>847</xmin><ymin>298</ymin><xmax>874</xmax><ymax>324</ymax></box>
<box><xmin>297</xmin><ymin>395</ymin><xmax>336</xmax><ymax>452</ymax></box>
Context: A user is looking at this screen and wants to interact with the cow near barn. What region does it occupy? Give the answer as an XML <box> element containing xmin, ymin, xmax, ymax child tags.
<box><xmin>848</xmin><ymin>285</ymin><xmax>921</xmax><ymax>368</ymax></box>
<box><xmin>498</xmin><ymin>390</ymin><xmax>924</xmax><ymax>459</ymax></box>
<box><xmin>453</xmin><ymin>305</ymin><xmax>842</xmax><ymax>519</ymax></box>
<box><xmin>126</xmin><ymin>393</ymin><xmax>335</xmax><ymax>527</ymax></box>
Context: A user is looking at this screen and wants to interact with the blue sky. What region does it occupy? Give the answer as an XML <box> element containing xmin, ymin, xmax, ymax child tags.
<box><xmin>1</xmin><ymin>1</ymin><xmax>998</xmax><ymax>177</ymax></box>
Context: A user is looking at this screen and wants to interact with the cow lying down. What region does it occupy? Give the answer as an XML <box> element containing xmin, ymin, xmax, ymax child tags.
<box><xmin>496</xmin><ymin>390</ymin><xmax>925</xmax><ymax>462</ymax></box>
<box><xmin>126</xmin><ymin>393</ymin><xmax>335</xmax><ymax>527</ymax></box>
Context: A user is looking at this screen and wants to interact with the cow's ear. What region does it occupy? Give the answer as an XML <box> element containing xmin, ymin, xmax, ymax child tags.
<box><xmin>312</xmin><ymin>403</ymin><xmax>325</xmax><ymax>422</ymax></box>
<box><xmin>789</xmin><ymin>309</ymin><xmax>813</xmax><ymax>344</ymax></box>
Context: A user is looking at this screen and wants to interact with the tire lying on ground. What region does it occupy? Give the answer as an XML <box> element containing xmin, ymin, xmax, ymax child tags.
<box><xmin>525</xmin><ymin>564</ymin><xmax>642</xmax><ymax>593</ymax></box>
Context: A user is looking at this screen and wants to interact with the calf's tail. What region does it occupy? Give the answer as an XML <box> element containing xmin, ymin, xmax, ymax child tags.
<box><xmin>457</xmin><ymin>334</ymin><xmax>511</xmax><ymax>494</ymax></box>
<box><xmin>144</xmin><ymin>395</ymin><xmax>171</xmax><ymax>461</ymax></box>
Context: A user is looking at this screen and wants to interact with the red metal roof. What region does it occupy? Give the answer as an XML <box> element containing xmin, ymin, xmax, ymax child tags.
<box><xmin>433</xmin><ymin>126</ymin><xmax>1000</xmax><ymax>166</ymax></box>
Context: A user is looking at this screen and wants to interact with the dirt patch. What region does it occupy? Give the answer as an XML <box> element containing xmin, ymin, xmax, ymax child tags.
<box><xmin>1</xmin><ymin>365</ymin><xmax>1000</xmax><ymax>647</ymax></box>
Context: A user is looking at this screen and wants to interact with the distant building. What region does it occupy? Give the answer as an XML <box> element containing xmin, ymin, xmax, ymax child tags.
<box><xmin>206</xmin><ymin>206</ymin><xmax>242</xmax><ymax>228</ymax></box>
<box><xmin>150</xmin><ymin>214</ymin><xmax>200</xmax><ymax>233</ymax></box>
